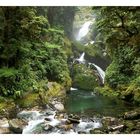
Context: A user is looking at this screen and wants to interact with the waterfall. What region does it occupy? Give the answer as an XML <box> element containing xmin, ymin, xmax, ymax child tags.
<box><xmin>76</xmin><ymin>21</ymin><xmax>92</xmax><ymax>41</ymax></box>
<box><xmin>89</xmin><ymin>63</ymin><xmax>105</xmax><ymax>84</ymax></box>
<box><xmin>75</xmin><ymin>52</ymin><xmax>85</xmax><ymax>64</ymax></box>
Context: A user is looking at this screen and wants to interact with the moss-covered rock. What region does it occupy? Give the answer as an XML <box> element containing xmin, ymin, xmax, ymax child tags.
<box><xmin>16</xmin><ymin>82</ymin><xmax>66</xmax><ymax>109</ymax></box>
<box><xmin>95</xmin><ymin>86</ymin><xmax>119</xmax><ymax>97</ymax></box>
<box><xmin>72</xmin><ymin>64</ymin><xmax>98</xmax><ymax>90</ymax></box>
<box><xmin>0</xmin><ymin>97</ymin><xmax>16</xmax><ymax>118</ymax></box>
<box><xmin>16</xmin><ymin>93</ymin><xmax>39</xmax><ymax>108</ymax></box>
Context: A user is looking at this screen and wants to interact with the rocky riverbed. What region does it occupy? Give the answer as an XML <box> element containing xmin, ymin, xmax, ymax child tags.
<box><xmin>0</xmin><ymin>98</ymin><xmax>139</xmax><ymax>134</ymax></box>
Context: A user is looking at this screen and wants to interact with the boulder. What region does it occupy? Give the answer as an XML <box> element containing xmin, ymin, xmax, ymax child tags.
<box><xmin>68</xmin><ymin>118</ymin><xmax>80</xmax><ymax>123</ymax></box>
<box><xmin>57</xmin><ymin>124</ymin><xmax>73</xmax><ymax>131</ymax></box>
<box><xmin>54</xmin><ymin>103</ymin><xmax>64</xmax><ymax>112</ymax></box>
<box><xmin>0</xmin><ymin>127</ymin><xmax>11</xmax><ymax>134</ymax></box>
<box><xmin>8</xmin><ymin>119</ymin><xmax>28</xmax><ymax>134</ymax></box>
<box><xmin>124</xmin><ymin>111</ymin><xmax>140</xmax><ymax>120</ymax></box>
<box><xmin>68</xmin><ymin>114</ymin><xmax>80</xmax><ymax>124</ymax></box>
<box><xmin>102</xmin><ymin>117</ymin><xmax>119</xmax><ymax>127</ymax></box>
<box><xmin>108</xmin><ymin>124</ymin><xmax>125</xmax><ymax>132</ymax></box>
<box><xmin>131</xmin><ymin>130</ymin><xmax>140</xmax><ymax>134</ymax></box>
<box><xmin>0</xmin><ymin>118</ymin><xmax>9</xmax><ymax>127</ymax></box>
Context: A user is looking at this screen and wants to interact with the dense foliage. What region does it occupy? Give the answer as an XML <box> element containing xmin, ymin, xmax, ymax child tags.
<box><xmin>0</xmin><ymin>7</ymin><xmax>75</xmax><ymax>98</ymax></box>
<box><xmin>93</xmin><ymin>7</ymin><xmax>140</xmax><ymax>104</ymax></box>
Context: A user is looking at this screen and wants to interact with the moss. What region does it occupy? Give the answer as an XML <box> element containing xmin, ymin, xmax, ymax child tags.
<box><xmin>0</xmin><ymin>97</ymin><xmax>16</xmax><ymax>118</ymax></box>
<box><xmin>72</xmin><ymin>64</ymin><xmax>98</xmax><ymax>90</ymax></box>
<box><xmin>73</xmin><ymin>74</ymin><xmax>98</xmax><ymax>91</ymax></box>
<box><xmin>37</xmin><ymin>82</ymin><xmax>66</xmax><ymax>107</ymax></box>
<box><xmin>95</xmin><ymin>85</ymin><xmax>119</xmax><ymax>97</ymax></box>
<box><xmin>123</xmin><ymin>120</ymin><xmax>136</xmax><ymax>132</ymax></box>
<box><xmin>16</xmin><ymin>93</ymin><xmax>39</xmax><ymax>108</ymax></box>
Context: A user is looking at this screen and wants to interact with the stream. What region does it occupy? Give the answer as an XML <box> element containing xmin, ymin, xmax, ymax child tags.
<box><xmin>13</xmin><ymin>88</ymin><xmax>135</xmax><ymax>134</ymax></box>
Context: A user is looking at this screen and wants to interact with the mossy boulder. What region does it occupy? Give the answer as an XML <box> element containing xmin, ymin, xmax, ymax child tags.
<box><xmin>95</xmin><ymin>86</ymin><xmax>119</xmax><ymax>97</ymax></box>
<box><xmin>72</xmin><ymin>64</ymin><xmax>98</xmax><ymax>90</ymax></box>
<box><xmin>16</xmin><ymin>82</ymin><xmax>66</xmax><ymax>109</ymax></box>
<box><xmin>0</xmin><ymin>97</ymin><xmax>16</xmax><ymax>118</ymax></box>
<box><xmin>16</xmin><ymin>93</ymin><xmax>39</xmax><ymax>108</ymax></box>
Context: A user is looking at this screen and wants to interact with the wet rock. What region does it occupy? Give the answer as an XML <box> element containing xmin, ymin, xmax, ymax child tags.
<box><xmin>54</xmin><ymin>114</ymin><xmax>64</xmax><ymax>120</ymax></box>
<box><xmin>44</xmin><ymin>117</ymin><xmax>52</xmax><ymax>122</ymax></box>
<box><xmin>90</xmin><ymin>128</ymin><xmax>105</xmax><ymax>134</ymax></box>
<box><xmin>131</xmin><ymin>130</ymin><xmax>140</xmax><ymax>134</ymax></box>
<box><xmin>136</xmin><ymin>121</ymin><xmax>140</xmax><ymax>130</ymax></box>
<box><xmin>65</xmin><ymin>119</ymin><xmax>72</xmax><ymax>124</ymax></box>
<box><xmin>78</xmin><ymin>131</ymin><xmax>87</xmax><ymax>134</ymax></box>
<box><xmin>57</xmin><ymin>124</ymin><xmax>73</xmax><ymax>131</ymax></box>
<box><xmin>124</xmin><ymin>110</ymin><xmax>140</xmax><ymax>120</ymax></box>
<box><xmin>0</xmin><ymin>127</ymin><xmax>11</xmax><ymax>134</ymax></box>
<box><xmin>45</xmin><ymin>110</ymin><xmax>54</xmax><ymax>116</ymax></box>
<box><xmin>43</xmin><ymin>124</ymin><xmax>53</xmax><ymax>131</ymax></box>
<box><xmin>108</xmin><ymin>124</ymin><xmax>125</xmax><ymax>132</ymax></box>
<box><xmin>0</xmin><ymin>118</ymin><xmax>9</xmax><ymax>127</ymax></box>
<box><xmin>68</xmin><ymin>118</ymin><xmax>80</xmax><ymax>124</ymax></box>
<box><xmin>102</xmin><ymin>117</ymin><xmax>119</xmax><ymax>127</ymax></box>
<box><xmin>8</xmin><ymin>119</ymin><xmax>28</xmax><ymax>133</ymax></box>
<box><xmin>68</xmin><ymin>114</ymin><xmax>80</xmax><ymax>124</ymax></box>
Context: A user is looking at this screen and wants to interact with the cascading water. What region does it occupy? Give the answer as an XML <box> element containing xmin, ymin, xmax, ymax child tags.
<box><xmin>76</xmin><ymin>21</ymin><xmax>93</xmax><ymax>41</ymax></box>
<box><xmin>74</xmin><ymin>52</ymin><xmax>105</xmax><ymax>84</ymax></box>
<box><xmin>75</xmin><ymin>52</ymin><xmax>85</xmax><ymax>64</ymax></box>
<box><xmin>17</xmin><ymin>109</ymin><xmax>102</xmax><ymax>134</ymax></box>
<box><xmin>89</xmin><ymin>63</ymin><xmax>105</xmax><ymax>84</ymax></box>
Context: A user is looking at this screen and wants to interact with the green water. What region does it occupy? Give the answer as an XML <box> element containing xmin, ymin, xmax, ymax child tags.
<box><xmin>65</xmin><ymin>89</ymin><xmax>135</xmax><ymax>117</ymax></box>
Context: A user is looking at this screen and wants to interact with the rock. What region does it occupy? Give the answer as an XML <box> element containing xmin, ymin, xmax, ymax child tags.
<box><xmin>54</xmin><ymin>103</ymin><xmax>64</xmax><ymax>112</ymax></box>
<box><xmin>68</xmin><ymin>118</ymin><xmax>80</xmax><ymax>123</ymax></box>
<box><xmin>109</xmin><ymin>130</ymin><xmax>121</xmax><ymax>134</ymax></box>
<box><xmin>54</xmin><ymin>114</ymin><xmax>64</xmax><ymax>120</ymax></box>
<box><xmin>78</xmin><ymin>131</ymin><xmax>87</xmax><ymax>134</ymax></box>
<box><xmin>65</xmin><ymin>119</ymin><xmax>72</xmax><ymax>124</ymax></box>
<box><xmin>131</xmin><ymin>130</ymin><xmax>140</xmax><ymax>134</ymax></box>
<box><xmin>124</xmin><ymin>120</ymin><xmax>136</xmax><ymax>132</ymax></box>
<box><xmin>0</xmin><ymin>118</ymin><xmax>9</xmax><ymax>127</ymax></box>
<box><xmin>45</xmin><ymin>110</ymin><xmax>54</xmax><ymax>115</ymax></box>
<box><xmin>68</xmin><ymin>114</ymin><xmax>80</xmax><ymax>124</ymax></box>
<box><xmin>44</xmin><ymin>117</ymin><xmax>52</xmax><ymax>122</ymax></box>
<box><xmin>90</xmin><ymin>128</ymin><xmax>105</xmax><ymax>134</ymax></box>
<box><xmin>124</xmin><ymin>111</ymin><xmax>140</xmax><ymax>120</ymax></box>
<box><xmin>102</xmin><ymin>117</ymin><xmax>119</xmax><ymax>127</ymax></box>
<box><xmin>43</xmin><ymin>124</ymin><xmax>53</xmax><ymax>131</ymax></box>
<box><xmin>57</xmin><ymin>124</ymin><xmax>73</xmax><ymax>131</ymax></box>
<box><xmin>108</xmin><ymin>124</ymin><xmax>125</xmax><ymax>132</ymax></box>
<box><xmin>8</xmin><ymin>119</ymin><xmax>28</xmax><ymax>134</ymax></box>
<box><xmin>0</xmin><ymin>127</ymin><xmax>11</xmax><ymax>134</ymax></box>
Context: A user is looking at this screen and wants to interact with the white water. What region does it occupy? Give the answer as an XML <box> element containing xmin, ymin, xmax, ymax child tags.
<box><xmin>90</xmin><ymin>40</ymin><xmax>95</xmax><ymax>44</ymax></box>
<box><xmin>17</xmin><ymin>110</ymin><xmax>42</xmax><ymax>121</ymax></box>
<box><xmin>89</xmin><ymin>63</ymin><xmax>105</xmax><ymax>84</ymax></box>
<box><xmin>76</xmin><ymin>120</ymin><xmax>101</xmax><ymax>133</ymax></box>
<box><xmin>76</xmin><ymin>21</ymin><xmax>93</xmax><ymax>41</ymax></box>
<box><xmin>75</xmin><ymin>52</ymin><xmax>85</xmax><ymax>64</ymax></box>
<box><xmin>22</xmin><ymin>119</ymin><xmax>44</xmax><ymax>134</ymax></box>
<box><xmin>17</xmin><ymin>109</ymin><xmax>102</xmax><ymax>134</ymax></box>
<box><xmin>70</xmin><ymin>87</ymin><xmax>78</xmax><ymax>91</ymax></box>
